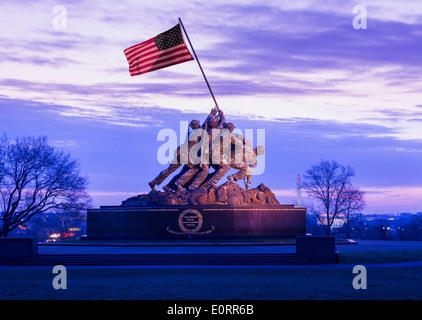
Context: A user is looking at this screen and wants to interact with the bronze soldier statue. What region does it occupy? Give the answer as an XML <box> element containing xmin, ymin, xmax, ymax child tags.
<box><xmin>174</xmin><ymin>107</ymin><xmax>225</xmax><ymax>191</ymax></box>
<box><xmin>149</xmin><ymin>106</ymin><xmax>263</xmax><ymax>192</ymax></box>
<box><xmin>200</xmin><ymin>122</ymin><xmax>243</xmax><ymax>188</ymax></box>
<box><xmin>162</xmin><ymin>107</ymin><xmax>221</xmax><ymax>191</ymax></box>
<box><xmin>227</xmin><ymin>141</ymin><xmax>265</xmax><ymax>189</ymax></box>
<box><xmin>148</xmin><ymin>119</ymin><xmax>200</xmax><ymax>192</ymax></box>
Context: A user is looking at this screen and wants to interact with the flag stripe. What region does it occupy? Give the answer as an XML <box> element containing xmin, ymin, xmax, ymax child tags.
<box><xmin>123</xmin><ymin>38</ymin><xmax>155</xmax><ymax>56</ymax></box>
<box><xmin>129</xmin><ymin>50</ymin><xmax>192</xmax><ymax>74</ymax></box>
<box><xmin>127</xmin><ymin>43</ymin><xmax>186</xmax><ymax>66</ymax></box>
<box><xmin>125</xmin><ymin>42</ymin><xmax>157</xmax><ymax>62</ymax></box>
<box><xmin>130</xmin><ymin>56</ymin><xmax>194</xmax><ymax>76</ymax></box>
<box><xmin>126</xmin><ymin>45</ymin><xmax>158</xmax><ymax>65</ymax></box>
<box><xmin>128</xmin><ymin>44</ymin><xmax>190</xmax><ymax>70</ymax></box>
<box><xmin>124</xmin><ymin>23</ymin><xmax>193</xmax><ymax>76</ymax></box>
<box><xmin>129</xmin><ymin>49</ymin><xmax>192</xmax><ymax>71</ymax></box>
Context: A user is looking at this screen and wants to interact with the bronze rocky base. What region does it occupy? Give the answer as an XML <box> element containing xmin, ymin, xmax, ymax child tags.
<box><xmin>122</xmin><ymin>182</ymin><xmax>280</xmax><ymax>206</ymax></box>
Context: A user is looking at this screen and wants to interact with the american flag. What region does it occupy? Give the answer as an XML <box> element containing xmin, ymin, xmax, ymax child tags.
<box><xmin>124</xmin><ymin>24</ymin><xmax>194</xmax><ymax>76</ymax></box>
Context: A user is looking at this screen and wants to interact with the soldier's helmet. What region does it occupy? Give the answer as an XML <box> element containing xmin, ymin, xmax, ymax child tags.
<box><xmin>190</xmin><ymin>120</ymin><xmax>200</xmax><ymax>130</ymax></box>
<box><xmin>208</xmin><ymin>117</ymin><xmax>219</xmax><ymax>128</ymax></box>
<box><xmin>224</xmin><ymin>122</ymin><xmax>235</xmax><ymax>132</ymax></box>
<box><xmin>255</xmin><ymin>145</ymin><xmax>265</xmax><ymax>155</ymax></box>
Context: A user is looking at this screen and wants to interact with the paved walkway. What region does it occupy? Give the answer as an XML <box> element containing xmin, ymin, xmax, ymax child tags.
<box><xmin>335</xmin><ymin>240</ymin><xmax>422</xmax><ymax>252</ymax></box>
<box><xmin>0</xmin><ymin>240</ymin><xmax>419</xmax><ymax>269</ymax></box>
<box><xmin>37</xmin><ymin>240</ymin><xmax>422</xmax><ymax>255</ymax></box>
<box><xmin>38</xmin><ymin>244</ymin><xmax>297</xmax><ymax>254</ymax></box>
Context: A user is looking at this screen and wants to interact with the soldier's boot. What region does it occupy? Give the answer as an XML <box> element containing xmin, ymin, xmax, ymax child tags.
<box><xmin>187</xmin><ymin>185</ymin><xmax>197</xmax><ymax>191</ymax></box>
<box><xmin>199</xmin><ymin>181</ymin><xmax>209</xmax><ymax>188</ymax></box>
<box><xmin>227</xmin><ymin>175</ymin><xmax>236</xmax><ymax>184</ymax></box>
<box><xmin>199</xmin><ymin>179</ymin><xmax>214</xmax><ymax>189</ymax></box>
<box><xmin>148</xmin><ymin>181</ymin><xmax>157</xmax><ymax>192</ymax></box>
<box><xmin>175</xmin><ymin>181</ymin><xmax>185</xmax><ymax>192</ymax></box>
<box><xmin>244</xmin><ymin>178</ymin><xmax>251</xmax><ymax>190</ymax></box>
<box><xmin>208</xmin><ymin>181</ymin><xmax>218</xmax><ymax>189</ymax></box>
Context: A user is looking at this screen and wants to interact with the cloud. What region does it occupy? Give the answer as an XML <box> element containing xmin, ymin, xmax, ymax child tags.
<box><xmin>1</xmin><ymin>96</ymin><xmax>421</xmax><ymax>213</ymax></box>
<box><xmin>206</xmin><ymin>8</ymin><xmax>422</xmax><ymax>73</ymax></box>
<box><xmin>0</xmin><ymin>53</ymin><xmax>78</xmax><ymax>67</ymax></box>
<box><xmin>362</xmin><ymin>186</ymin><xmax>422</xmax><ymax>213</ymax></box>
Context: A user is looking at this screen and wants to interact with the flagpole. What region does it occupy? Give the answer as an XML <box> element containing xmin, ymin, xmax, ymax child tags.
<box><xmin>178</xmin><ymin>17</ymin><xmax>220</xmax><ymax>111</ymax></box>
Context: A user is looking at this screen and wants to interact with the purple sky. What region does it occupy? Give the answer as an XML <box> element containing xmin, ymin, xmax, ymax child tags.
<box><xmin>0</xmin><ymin>0</ymin><xmax>421</xmax><ymax>214</ymax></box>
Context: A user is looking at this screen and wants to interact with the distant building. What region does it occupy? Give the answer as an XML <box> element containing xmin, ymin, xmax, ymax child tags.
<box><xmin>317</xmin><ymin>217</ymin><xmax>345</xmax><ymax>228</ymax></box>
<box><xmin>296</xmin><ymin>174</ymin><xmax>302</xmax><ymax>207</ymax></box>
<box><xmin>366</xmin><ymin>214</ymin><xmax>396</xmax><ymax>221</ymax></box>
<box><xmin>400</xmin><ymin>212</ymin><xmax>412</xmax><ymax>217</ymax></box>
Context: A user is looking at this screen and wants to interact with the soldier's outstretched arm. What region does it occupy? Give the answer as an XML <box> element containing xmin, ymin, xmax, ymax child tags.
<box><xmin>218</xmin><ymin>110</ymin><xmax>226</xmax><ymax>128</ymax></box>
<box><xmin>201</xmin><ymin>107</ymin><xmax>218</xmax><ymax>129</ymax></box>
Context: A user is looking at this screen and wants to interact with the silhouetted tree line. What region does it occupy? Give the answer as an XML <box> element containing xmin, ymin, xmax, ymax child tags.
<box><xmin>7</xmin><ymin>210</ymin><xmax>86</xmax><ymax>241</ymax></box>
<box><xmin>307</xmin><ymin>213</ymin><xmax>422</xmax><ymax>240</ymax></box>
<box><xmin>302</xmin><ymin>159</ymin><xmax>422</xmax><ymax>241</ymax></box>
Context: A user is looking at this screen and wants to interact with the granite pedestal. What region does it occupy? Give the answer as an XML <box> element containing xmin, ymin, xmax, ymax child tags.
<box><xmin>86</xmin><ymin>204</ymin><xmax>306</xmax><ymax>240</ymax></box>
<box><xmin>0</xmin><ymin>237</ymin><xmax>38</xmax><ymax>263</ymax></box>
<box><xmin>296</xmin><ymin>236</ymin><xmax>336</xmax><ymax>263</ymax></box>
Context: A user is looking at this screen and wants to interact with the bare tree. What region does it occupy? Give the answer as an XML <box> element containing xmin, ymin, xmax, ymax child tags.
<box><xmin>302</xmin><ymin>159</ymin><xmax>363</xmax><ymax>236</ymax></box>
<box><xmin>0</xmin><ymin>134</ymin><xmax>7</xmax><ymax>185</ymax></box>
<box><xmin>342</xmin><ymin>187</ymin><xmax>366</xmax><ymax>239</ymax></box>
<box><xmin>401</xmin><ymin>215</ymin><xmax>422</xmax><ymax>240</ymax></box>
<box><xmin>0</xmin><ymin>135</ymin><xmax>91</xmax><ymax>237</ymax></box>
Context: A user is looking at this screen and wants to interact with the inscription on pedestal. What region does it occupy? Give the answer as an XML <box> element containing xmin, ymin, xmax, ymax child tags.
<box><xmin>167</xmin><ymin>209</ymin><xmax>214</xmax><ymax>235</ymax></box>
<box><xmin>87</xmin><ymin>205</ymin><xmax>306</xmax><ymax>239</ymax></box>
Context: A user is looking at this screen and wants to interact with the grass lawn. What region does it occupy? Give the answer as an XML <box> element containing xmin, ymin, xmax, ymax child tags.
<box><xmin>1</xmin><ymin>247</ymin><xmax>422</xmax><ymax>300</ymax></box>
<box><xmin>0</xmin><ymin>265</ymin><xmax>421</xmax><ymax>300</ymax></box>
<box><xmin>339</xmin><ymin>249</ymin><xmax>422</xmax><ymax>264</ymax></box>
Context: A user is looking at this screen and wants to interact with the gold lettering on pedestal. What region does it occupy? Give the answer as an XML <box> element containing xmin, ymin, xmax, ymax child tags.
<box><xmin>167</xmin><ymin>209</ymin><xmax>214</xmax><ymax>235</ymax></box>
